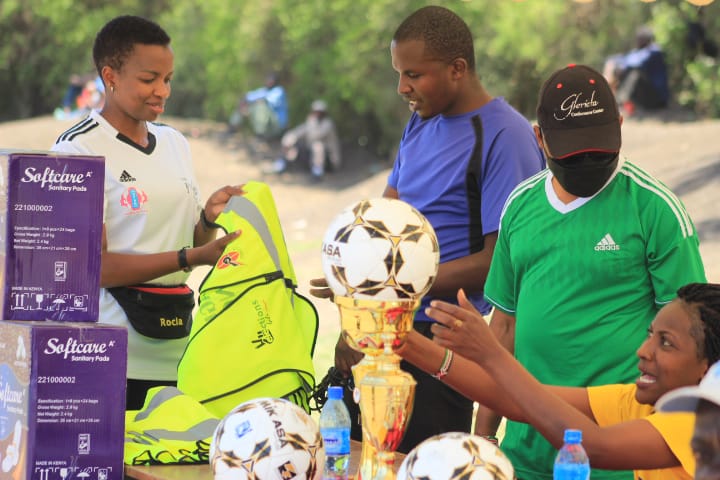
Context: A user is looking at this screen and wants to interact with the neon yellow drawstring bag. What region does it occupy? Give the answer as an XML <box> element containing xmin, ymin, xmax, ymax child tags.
<box><xmin>177</xmin><ymin>181</ymin><xmax>318</xmax><ymax>418</ymax></box>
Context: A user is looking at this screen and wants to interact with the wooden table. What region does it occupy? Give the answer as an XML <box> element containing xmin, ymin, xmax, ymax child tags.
<box><xmin>125</xmin><ymin>440</ymin><xmax>405</xmax><ymax>480</ymax></box>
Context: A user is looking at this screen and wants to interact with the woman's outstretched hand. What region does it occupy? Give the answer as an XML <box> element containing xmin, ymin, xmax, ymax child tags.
<box><xmin>427</xmin><ymin>288</ymin><xmax>501</xmax><ymax>365</ymax></box>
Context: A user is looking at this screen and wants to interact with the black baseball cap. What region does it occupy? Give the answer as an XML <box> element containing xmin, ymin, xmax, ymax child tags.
<box><xmin>537</xmin><ymin>64</ymin><xmax>621</xmax><ymax>159</ymax></box>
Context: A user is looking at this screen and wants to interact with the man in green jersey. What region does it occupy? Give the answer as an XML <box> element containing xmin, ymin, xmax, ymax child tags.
<box><xmin>479</xmin><ymin>64</ymin><xmax>707</xmax><ymax>479</ymax></box>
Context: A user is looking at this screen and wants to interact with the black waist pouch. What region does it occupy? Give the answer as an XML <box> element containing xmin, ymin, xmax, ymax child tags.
<box><xmin>108</xmin><ymin>284</ymin><xmax>195</xmax><ymax>339</ymax></box>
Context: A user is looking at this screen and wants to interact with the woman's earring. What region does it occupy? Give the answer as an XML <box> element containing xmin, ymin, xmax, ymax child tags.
<box><xmin>110</xmin><ymin>85</ymin><xmax>115</xmax><ymax>93</ymax></box>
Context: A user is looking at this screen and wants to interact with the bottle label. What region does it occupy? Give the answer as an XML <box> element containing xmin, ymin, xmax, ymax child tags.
<box><xmin>553</xmin><ymin>463</ymin><xmax>590</xmax><ymax>480</ymax></box>
<box><xmin>320</xmin><ymin>427</ymin><xmax>350</xmax><ymax>455</ymax></box>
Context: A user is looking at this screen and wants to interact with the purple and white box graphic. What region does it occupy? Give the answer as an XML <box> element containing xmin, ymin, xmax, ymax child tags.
<box><xmin>0</xmin><ymin>151</ymin><xmax>104</xmax><ymax>322</ymax></box>
<box><xmin>0</xmin><ymin>321</ymin><xmax>127</xmax><ymax>480</ymax></box>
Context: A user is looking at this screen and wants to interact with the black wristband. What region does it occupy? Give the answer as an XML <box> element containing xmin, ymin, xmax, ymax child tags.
<box><xmin>200</xmin><ymin>209</ymin><xmax>220</xmax><ymax>231</ymax></box>
<box><xmin>178</xmin><ymin>246</ymin><xmax>192</xmax><ymax>272</ymax></box>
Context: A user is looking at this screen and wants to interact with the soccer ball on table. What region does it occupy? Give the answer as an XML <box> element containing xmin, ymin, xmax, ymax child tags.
<box><xmin>396</xmin><ymin>432</ymin><xmax>514</xmax><ymax>480</ymax></box>
<box><xmin>210</xmin><ymin>397</ymin><xmax>325</xmax><ymax>480</ymax></box>
<box><xmin>321</xmin><ymin>197</ymin><xmax>439</xmax><ymax>300</ymax></box>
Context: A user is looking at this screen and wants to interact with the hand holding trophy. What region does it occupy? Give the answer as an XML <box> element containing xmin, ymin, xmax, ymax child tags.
<box><xmin>321</xmin><ymin>198</ymin><xmax>439</xmax><ymax>480</ymax></box>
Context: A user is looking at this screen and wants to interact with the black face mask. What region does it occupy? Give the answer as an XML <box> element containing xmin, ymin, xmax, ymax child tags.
<box><xmin>547</xmin><ymin>152</ymin><xmax>619</xmax><ymax>197</ymax></box>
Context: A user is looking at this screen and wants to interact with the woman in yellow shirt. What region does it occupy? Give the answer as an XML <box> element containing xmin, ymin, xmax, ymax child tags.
<box><xmin>396</xmin><ymin>282</ymin><xmax>720</xmax><ymax>479</ymax></box>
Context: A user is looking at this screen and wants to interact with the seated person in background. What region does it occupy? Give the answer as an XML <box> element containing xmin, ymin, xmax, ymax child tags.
<box><xmin>76</xmin><ymin>75</ymin><xmax>105</xmax><ymax>111</ymax></box>
<box><xmin>603</xmin><ymin>26</ymin><xmax>669</xmax><ymax>113</ymax></box>
<box><xmin>272</xmin><ymin>99</ymin><xmax>341</xmax><ymax>180</ymax></box>
<box><xmin>228</xmin><ymin>73</ymin><xmax>288</xmax><ymax>139</ymax></box>
<box><xmin>61</xmin><ymin>73</ymin><xmax>87</xmax><ymax>112</ymax></box>
<box><xmin>396</xmin><ymin>282</ymin><xmax>720</xmax><ymax>479</ymax></box>
<box><xmin>55</xmin><ymin>73</ymin><xmax>104</xmax><ymax>119</ymax></box>
<box><xmin>658</xmin><ymin>352</ymin><xmax>720</xmax><ymax>478</ymax></box>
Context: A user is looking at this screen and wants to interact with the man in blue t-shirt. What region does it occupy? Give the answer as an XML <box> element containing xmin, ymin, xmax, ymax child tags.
<box><xmin>313</xmin><ymin>5</ymin><xmax>545</xmax><ymax>454</ymax></box>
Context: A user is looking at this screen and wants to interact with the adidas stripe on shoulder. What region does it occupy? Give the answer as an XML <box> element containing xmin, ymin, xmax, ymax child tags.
<box><xmin>55</xmin><ymin>117</ymin><xmax>99</xmax><ymax>143</ymax></box>
<box><xmin>619</xmin><ymin>162</ymin><xmax>694</xmax><ymax>238</ymax></box>
<box><xmin>500</xmin><ymin>169</ymin><xmax>549</xmax><ymax>221</ymax></box>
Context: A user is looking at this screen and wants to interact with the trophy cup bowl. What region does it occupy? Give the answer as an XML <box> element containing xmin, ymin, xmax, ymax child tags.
<box><xmin>335</xmin><ymin>295</ymin><xmax>419</xmax><ymax>480</ymax></box>
<box><xmin>336</xmin><ymin>296</ymin><xmax>418</xmax><ymax>357</ymax></box>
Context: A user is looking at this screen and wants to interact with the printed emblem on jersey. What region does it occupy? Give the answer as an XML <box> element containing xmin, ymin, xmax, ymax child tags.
<box><xmin>181</xmin><ymin>177</ymin><xmax>194</xmax><ymax>195</ymax></box>
<box><xmin>217</xmin><ymin>250</ymin><xmax>243</xmax><ymax>269</ymax></box>
<box><xmin>120</xmin><ymin>187</ymin><xmax>148</xmax><ymax>214</ymax></box>
<box><xmin>595</xmin><ymin>233</ymin><xmax>620</xmax><ymax>251</ymax></box>
<box><xmin>119</xmin><ymin>170</ymin><xmax>136</xmax><ymax>182</ymax></box>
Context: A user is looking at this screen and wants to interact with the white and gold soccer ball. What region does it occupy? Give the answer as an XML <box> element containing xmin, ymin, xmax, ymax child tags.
<box><xmin>396</xmin><ymin>432</ymin><xmax>514</xmax><ymax>480</ymax></box>
<box><xmin>321</xmin><ymin>198</ymin><xmax>439</xmax><ymax>300</ymax></box>
<box><xmin>210</xmin><ymin>397</ymin><xmax>325</xmax><ymax>480</ymax></box>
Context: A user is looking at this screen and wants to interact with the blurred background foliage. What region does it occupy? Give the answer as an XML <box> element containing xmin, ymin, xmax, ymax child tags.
<box><xmin>0</xmin><ymin>0</ymin><xmax>718</xmax><ymax>157</ymax></box>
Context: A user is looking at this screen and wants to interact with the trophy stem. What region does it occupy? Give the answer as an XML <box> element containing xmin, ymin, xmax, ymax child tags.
<box><xmin>352</xmin><ymin>357</ymin><xmax>378</xmax><ymax>480</ymax></box>
<box><xmin>357</xmin><ymin>361</ymin><xmax>415</xmax><ymax>480</ymax></box>
<box><xmin>334</xmin><ymin>296</ymin><xmax>419</xmax><ymax>480</ymax></box>
<box><xmin>373</xmin><ymin>452</ymin><xmax>397</xmax><ymax>480</ymax></box>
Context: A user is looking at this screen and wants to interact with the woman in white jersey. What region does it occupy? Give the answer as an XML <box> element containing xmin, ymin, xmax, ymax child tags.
<box><xmin>395</xmin><ymin>283</ymin><xmax>720</xmax><ymax>479</ymax></box>
<box><xmin>52</xmin><ymin>15</ymin><xmax>242</xmax><ymax>409</ymax></box>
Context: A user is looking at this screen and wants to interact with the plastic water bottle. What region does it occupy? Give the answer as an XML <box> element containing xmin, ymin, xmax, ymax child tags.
<box><xmin>320</xmin><ymin>386</ymin><xmax>351</xmax><ymax>480</ymax></box>
<box><xmin>553</xmin><ymin>429</ymin><xmax>591</xmax><ymax>480</ymax></box>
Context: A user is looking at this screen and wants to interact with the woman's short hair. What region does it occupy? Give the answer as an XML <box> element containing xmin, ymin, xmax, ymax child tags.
<box><xmin>93</xmin><ymin>15</ymin><xmax>170</xmax><ymax>76</ymax></box>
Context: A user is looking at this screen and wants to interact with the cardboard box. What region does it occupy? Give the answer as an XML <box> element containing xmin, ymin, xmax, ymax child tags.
<box><xmin>0</xmin><ymin>321</ymin><xmax>127</xmax><ymax>480</ymax></box>
<box><xmin>0</xmin><ymin>151</ymin><xmax>104</xmax><ymax>322</ymax></box>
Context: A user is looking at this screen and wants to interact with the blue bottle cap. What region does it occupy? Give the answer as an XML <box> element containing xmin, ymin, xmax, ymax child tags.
<box><xmin>328</xmin><ymin>386</ymin><xmax>344</xmax><ymax>400</ymax></box>
<box><xmin>563</xmin><ymin>429</ymin><xmax>582</xmax><ymax>444</ymax></box>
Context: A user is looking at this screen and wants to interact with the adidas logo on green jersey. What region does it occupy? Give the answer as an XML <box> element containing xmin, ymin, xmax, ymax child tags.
<box><xmin>595</xmin><ymin>233</ymin><xmax>620</xmax><ymax>251</ymax></box>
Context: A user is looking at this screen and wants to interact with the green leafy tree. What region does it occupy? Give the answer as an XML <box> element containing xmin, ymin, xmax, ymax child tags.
<box><xmin>1</xmin><ymin>0</ymin><xmax>719</xmax><ymax>155</ymax></box>
<box><xmin>653</xmin><ymin>1</ymin><xmax>720</xmax><ymax>116</ymax></box>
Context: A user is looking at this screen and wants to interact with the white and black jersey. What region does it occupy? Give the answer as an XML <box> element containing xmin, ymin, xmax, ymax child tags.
<box><xmin>52</xmin><ymin>110</ymin><xmax>202</xmax><ymax>381</ymax></box>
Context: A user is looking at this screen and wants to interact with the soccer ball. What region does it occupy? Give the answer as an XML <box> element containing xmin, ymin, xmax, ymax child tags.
<box><xmin>210</xmin><ymin>397</ymin><xmax>325</xmax><ymax>480</ymax></box>
<box><xmin>397</xmin><ymin>432</ymin><xmax>514</xmax><ymax>480</ymax></box>
<box><xmin>321</xmin><ymin>198</ymin><xmax>439</xmax><ymax>300</ymax></box>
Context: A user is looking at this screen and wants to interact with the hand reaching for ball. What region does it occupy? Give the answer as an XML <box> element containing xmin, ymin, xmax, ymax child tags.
<box><xmin>309</xmin><ymin>277</ymin><xmax>334</xmax><ymax>301</ymax></box>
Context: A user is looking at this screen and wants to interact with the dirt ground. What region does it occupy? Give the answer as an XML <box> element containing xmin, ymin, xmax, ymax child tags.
<box><xmin>1</xmin><ymin>112</ymin><xmax>719</xmax><ymax>376</ymax></box>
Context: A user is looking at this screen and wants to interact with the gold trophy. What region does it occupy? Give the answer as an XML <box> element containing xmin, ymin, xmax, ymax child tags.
<box><xmin>335</xmin><ymin>296</ymin><xmax>419</xmax><ymax>480</ymax></box>
<box><xmin>320</xmin><ymin>197</ymin><xmax>440</xmax><ymax>480</ymax></box>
